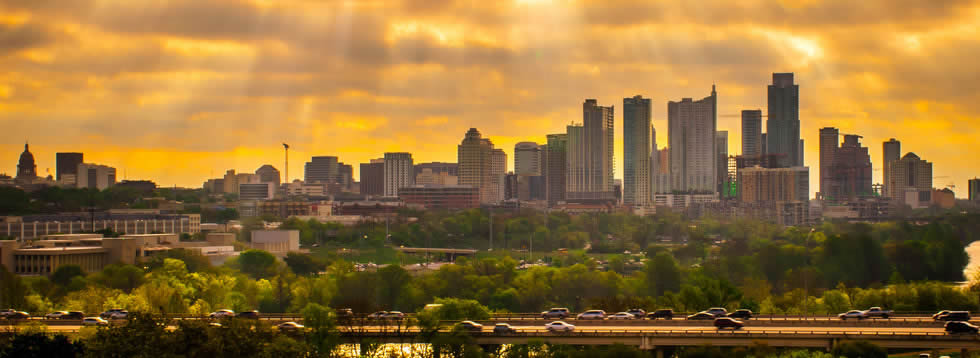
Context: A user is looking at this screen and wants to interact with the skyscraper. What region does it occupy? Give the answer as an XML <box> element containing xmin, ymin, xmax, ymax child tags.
<box><xmin>304</xmin><ymin>156</ymin><xmax>339</xmax><ymax>184</ymax></box>
<box><xmin>491</xmin><ymin>149</ymin><xmax>507</xmax><ymax>203</ymax></box>
<box><xmin>383</xmin><ymin>152</ymin><xmax>414</xmax><ymax>197</ymax></box>
<box><xmin>359</xmin><ymin>159</ymin><xmax>385</xmax><ymax>196</ymax></box>
<box><xmin>545</xmin><ymin>134</ymin><xmax>567</xmax><ymax>205</ymax></box>
<box><xmin>767</xmin><ymin>73</ymin><xmax>800</xmax><ymax>168</ymax></box>
<box><xmin>818</xmin><ymin>127</ymin><xmax>840</xmax><ymax>199</ymax></box>
<box><xmin>886</xmin><ymin>152</ymin><xmax>932</xmax><ymax>202</ymax></box>
<box><xmin>829</xmin><ymin>135</ymin><xmax>873</xmax><ymax>201</ymax></box>
<box><xmin>668</xmin><ymin>86</ymin><xmax>717</xmax><ymax>193</ymax></box>
<box><xmin>760</xmin><ymin>133</ymin><xmax>768</xmax><ymax>155</ymax></box>
<box><xmin>716</xmin><ymin>131</ymin><xmax>729</xmax><ymax>195</ymax></box>
<box><xmin>882</xmin><ymin>138</ymin><xmax>901</xmax><ymax>197</ymax></box>
<box><xmin>623</xmin><ymin>95</ymin><xmax>651</xmax><ymax>206</ymax></box>
<box><xmin>458</xmin><ymin>128</ymin><xmax>505</xmax><ymax>204</ymax></box>
<box><xmin>567</xmin><ymin>99</ymin><xmax>615</xmax><ymax>201</ymax></box>
<box><xmin>514</xmin><ymin>142</ymin><xmax>541</xmax><ymax>176</ymax></box>
<box><xmin>56</xmin><ymin>152</ymin><xmax>83</xmax><ymax>182</ymax></box>
<box><xmin>741</xmin><ymin>110</ymin><xmax>762</xmax><ymax>158</ymax></box>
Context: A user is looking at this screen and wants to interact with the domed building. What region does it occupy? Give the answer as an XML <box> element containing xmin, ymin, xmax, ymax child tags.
<box><xmin>16</xmin><ymin>143</ymin><xmax>37</xmax><ymax>181</ymax></box>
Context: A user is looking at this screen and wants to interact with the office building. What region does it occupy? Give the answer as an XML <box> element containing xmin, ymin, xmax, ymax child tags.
<box><xmin>255</xmin><ymin>165</ymin><xmax>281</xmax><ymax>187</ymax></box>
<box><xmin>415</xmin><ymin>162</ymin><xmax>458</xmax><ymax>177</ymax></box>
<box><xmin>716</xmin><ymin>131</ymin><xmax>729</xmax><ymax>195</ymax></box>
<box><xmin>304</xmin><ymin>156</ymin><xmax>339</xmax><ymax>184</ymax></box>
<box><xmin>652</xmin><ymin>147</ymin><xmax>670</xmax><ymax>194</ymax></box>
<box><xmin>115</xmin><ymin>180</ymin><xmax>157</xmax><ymax>194</ymax></box>
<box><xmin>623</xmin><ymin>95</ymin><xmax>651</xmax><ymax>206</ymax></box>
<box><xmin>56</xmin><ymin>152</ymin><xmax>83</xmax><ymax>182</ymax></box>
<box><xmin>491</xmin><ymin>149</ymin><xmax>507</xmax><ymax>203</ymax></box>
<box><xmin>400</xmin><ymin>185</ymin><xmax>480</xmax><ymax>209</ymax></box>
<box><xmin>0</xmin><ymin>211</ymin><xmax>201</xmax><ymax>241</ymax></box>
<box><xmin>458</xmin><ymin>128</ymin><xmax>506</xmax><ymax>204</ymax></box>
<box><xmin>668</xmin><ymin>86</ymin><xmax>717</xmax><ymax>193</ymax></box>
<box><xmin>739</xmin><ymin>166</ymin><xmax>809</xmax><ymax>203</ymax></box>
<box><xmin>220</xmin><ymin>170</ymin><xmax>257</xmax><ymax>195</ymax></box>
<box><xmin>818</xmin><ymin>127</ymin><xmax>839</xmax><ymax>199</ymax></box>
<box><xmin>969</xmin><ymin>178</ymin><xmax>980</xmax><ymax>201</ymax></box>
<box><xmin>285</xmin><ymin>180</ymin><xmax>326</xmax><ymax>197</ymax></box>
<box><xmin>416</xmin><ymin>168</ymin><xmax>458</xmax><ymax>186</ymax></box>
<box><xmin>76</xmin><ymin>163</ymin><xmax>116</xmax><ymax>190</ymax></box>
<box><xmin>741</xmin><ymin>110</ymin><xmax>763</xmax><ymax>157</ymax></box>
<box><xmin>882</xmin><ymin>138</ymin><xmax>901</xmax><ymax>197</ymax></box>
<box><xmin>886</xmin><ymin>152</ymin><xmax>933</xmax><ymax>206</ymax></box>
<box><xmin>567</xmin><ymin>99</ymin><xmax>615</xmax><ymax>201</ymax></box>
<box><xmin>514</xmin><ymin>142</ymin><xmax>542</xmax><ymax>176</ymax></box>
<box><xmin>250</xmin><ymin>230</ymin><xmax>299</xmax><ymax>256</ymax></box>
<box><xmin>827</xmin><ymin>135</ymin><xmax>873</xmax><ymax>201</ymax></box>
<box><xmin>760</xmin><ymin>133</ymin><xmax>768</xmax><ymax>155</ymax></box>
<box><xmin>767</xmin><ymin>73</ymin><xmax>800</xmax><ymax>167</ymax></box>
<box><xmin>359</xmin><ymin>159</ymin><xmax>385</xmax><ymax>196</ymax></box>
<box><xmin>338</xmin><ymin>163</ymin><xmax>353</xmax><ymax>190</ymax></box>
<box><xmin>383</xmin><ymin>152</ymin><xmax>414</xmax><ymax>197</ymax></box>
<box><xmin>239</xmin><ymin>182</ymin><xmax>275</xmax><ymax>201</ymax></box>
<box><xmin>545</xmin><ymin>134</ymin><xmax>567</xmax><ymax>205</ymax></box>
<box><xmin>204</xmin><ymin>178</ymin><xmax>225</xmax><ymax>194</ymax></box>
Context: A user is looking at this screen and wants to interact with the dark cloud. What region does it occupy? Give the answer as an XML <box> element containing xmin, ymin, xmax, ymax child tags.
<box><xmin>0</xmin><ymin>22</ymin><xmax>57</xmax><ymax>55</ymax></box>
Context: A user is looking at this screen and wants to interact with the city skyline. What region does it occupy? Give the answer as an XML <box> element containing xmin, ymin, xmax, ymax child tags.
<box><xmin>1</xmin><ymin>1</ymin><xmax>979</xmax><ymax>198</ymax></box>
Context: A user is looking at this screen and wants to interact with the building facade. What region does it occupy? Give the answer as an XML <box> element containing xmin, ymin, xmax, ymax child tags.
<box><xmin>567</xmin><ymin>99</ymin><xmax>615</xmax><ymax>201</ymax></box>
<box><xmin>828</xmin><ymin>135</ymin><xmax>873</xmax><ymax>202</ymax></box>
<box><xmin>359</xmin><ymin>159</ymin><xmax>385</xmax><ymax>196</ymax></box>
<box><xmin>239</xmin><ymin>182</ymin><xmax>275</xmax><ymax>200</ymax></box>
<box><xmin>668</xmin><ymin>86</ymin><xmax>717</xmax><ymax>193</ymax></box>
<box><xmin>514</xmin><ymin>142</ymin><xmax>542</xmax><ymax>176</ymax></box>
<box><xmin>623</xmin><ymin>95</ymin><xmax>651</xmax><ymax>206</ymax></box>
<box><xmin>767</xmin><ymin>73</ymin><xmax>801</xmax><ymax>168</ymax></box>
<box><xmin>545</xmin><ymin>134</ymin><xmax>567</xmax><ymax>206</ymax></box>
<box><xmin>255</xmin><ymin>165</ymin><xmax>281</xmax><ymax>187</ymax></box>
<box><xmin>886</xmin><ymin>152</ymin><xmax>933</xmax><ymax>205</ymax></box>
<box><xmin>739</xmin><ymin>166</ymin><xmax>809</xmax><ymax>203</ymax></box>
<box><xmin>969</xmin><ymin>178</ymin><xmax>980</xmax><ymax>201</ymax></box>
<box><xmin>304</xmin><ymin>156</ymin><xmax>339</xmax><ymax>184</ymax></box>
<box><xmin>741</xmin><ymin>110</ymin><xmax>762</xmax><ymax>158</ymax></box>
<box><xmin>458</xmin><ymin>128</ymin><xmax>506</xmax><ymax>204</ymax></box>
<box><xmin>76</xmin><ymin>163</ymin><xmax>117</xmax><ymax>190</ymax></box>
<box><xmin>818</xmin><ymin>127</ymin><xmax>840</xmax><ymax>199</ymax></box>
<box><xmin>383</xmin><ymin>152</ymin><xmax>414</xmax><ymax>197</ymax></box>
<box><xmin>56</xmin><ymin>152</ymin><xmax>83</xmax><ymax>182</ymax></box>
<box><xmin>0</xmin><ymin>212</ymin><xmax>201</xmax><ymax>240</ymax></box>
<box><xmin>716</xmin><ymin>131</ymin><xmax>729</xmax><ymax>196</ymax></box>
<box><xmin>399</xmin><ymin>185</ymin><xmax>480</xmax><ymax>209</ymax></box>
<box><xmin>882</xmin><ymin>138</ymin><xmax>901</xmax><ymax>198</ymax></box>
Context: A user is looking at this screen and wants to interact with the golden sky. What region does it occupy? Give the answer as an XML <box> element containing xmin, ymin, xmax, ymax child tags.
<box><xmin>1</xmin><ymin>0</ymin><xmax>978</xmax><ymax>198</ymax></box>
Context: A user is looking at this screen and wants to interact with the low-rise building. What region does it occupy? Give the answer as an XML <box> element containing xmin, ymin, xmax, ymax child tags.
<box><xmin>399</xmin><ymin>185</ymin><xmax>479</xmax><ymax>209</ymax></box>
<box><xmin>0</xmin><ymin>211</ymin><xmax>200</xmax><ymax>240</ymax></box>
<box><xmin>250</xmin><ymin>230</ymin><xmax>299</xmax><ymax>256</ymax></box>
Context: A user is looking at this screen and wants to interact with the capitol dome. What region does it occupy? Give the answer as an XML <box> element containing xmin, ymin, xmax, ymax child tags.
<box><xmin>16</xmin><ymin>143</ymin><xmax>37</xmax><ymax>179</ymax></box>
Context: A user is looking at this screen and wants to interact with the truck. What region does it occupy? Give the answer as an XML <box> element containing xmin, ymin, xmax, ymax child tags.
<box><xmin>863</xmin><ymin>307</ymin><xmax>893</xmax><ymax>319</ymax></box>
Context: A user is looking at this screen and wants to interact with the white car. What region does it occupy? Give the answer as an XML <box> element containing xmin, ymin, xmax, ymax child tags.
<box><xmin>109</xmin><ymin>311</ymin><xmax>128</xmax><ymax>320</ymax></box>
<box><xmin>209</xmin><ymin>309</ymin><xmax>236</xmax><ymax>319</ymax></box>
<box><xmin>838</xmin><ymin>310</ymin><xmax>868</xmax><ymax>320</ymax></box>
<box><xmin>277</xmin><ymin>321</ymin><xmax>305</xmax><ymax>332</ymax></box>
<box><xmin>576</xmin><ymin>310</ymin><xmax>606</xmax><ymax>320</ymax></box>
<box><xmin>545</xmin><ymin>321</ymin><xmax>575</xmax><ymax>332</ymax></box>
<box><xmin>608</xmin><ymin>312</ymin><xmax>635</xmax><ymax>320</ymax></box>
<box><xmin>46</xmin><ymin>311</ymin><xmax>69</xmax><ymax>319</ymax></box>
<box><xmin>82</xmin><ymin>317</ymin><xmax>109</xmax><ymax>326</ymax></box>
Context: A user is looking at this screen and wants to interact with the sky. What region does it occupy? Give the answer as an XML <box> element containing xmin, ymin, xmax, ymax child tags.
<box><xmin>1</xmin><ymin>0</ymin><xmax>978</xmax><ymax>198</ymax></box>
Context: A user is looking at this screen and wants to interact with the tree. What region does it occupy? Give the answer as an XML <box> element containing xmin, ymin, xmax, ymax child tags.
<box><xmin>302</xmin><ymin>303</ymin><xmax>339</xmax><ymax>356</ymax></box>
<box><xmin>284</xmin><ymin>252</ymin><xmax>326</xmax><ymax>276</ymax></box>
<box><xmin>0</xmin><ymin>332</ymin><xmax>84</xmax><ymax>358</ymax></box>
<box><xmin>645</xmin><ymin>252</ymin><xmax>681</xmax><ymax>296</ymax></box>
<box><xmin>92</xmin><ymin>264</ymin><xmax>145</xmax><ymax>292</ymax></box>
<box><xmin>831</xmin><ymin>340</ymin><xmax>887</xmax><ymax>358</ymax></box>
<box><xmin>50</xmin><ymin>265</ymin><xmax>85</xmax><ymax>287</ymax></box>
<box><xmin>237</xmin><ymin>249</ymin><xmax>278</xmax><ymax>279</ymax></box>
<box><xmin>376</xmin><ymin>265</ymin><xmax>412</xmax><ymax>309</ymax></box>
<box><xmin>0</xmin><ymin>187</ymin><xmax>31</xmax><ymax>214</ymax></box>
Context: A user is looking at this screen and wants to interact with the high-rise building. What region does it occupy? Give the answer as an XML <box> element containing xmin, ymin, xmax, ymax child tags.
<box><xmin>338</xmin><ymin>163</ymin><xmax>353</xmax><ymax>190</ymax></box>
<box><xmin>383</xmin><ymin>152</ymin><xmax>414</xmax><ymax>197</ymax></box>
<box><xmin>668</xmin><ymin>86</ymin><xmax>717</xmax><ymax>193</ymax></box>
<box><xmin>623</xmin><ymin>95</ymin><xmax>651</xmax><ymax>206</ymax></box>
<box><xmin>416</xmin><ymin>168</ymin><xmax>458</xmax><ymax>186</ymax></box>
<box><xmin>514</xmin><ymin>142</ymin><xmax>542</xmax><ymax>176</ymax></box>
<box><xmin>56</xmin><ymin>152</ymin><xmax>83</xmax><ymax>182</ymax></box>
<box><xmin>886</xmin><ymin>152</ymin><xmax>932</xmax><ymax>203</ymax></box>
<box><xmin>741</xmin><ymin>110</ymin><xmax>763</xmax><ymax>158</ymax></box>
<box><xmin>255</xmin><ymin>165</ymin><xmax>281</xmax><ymax>187</ymax></box>
<box><xmin>882</xmin><ymin>138</ymin><xmax>901</xmax><ymax>197</ymax></box>
<box><xmin>760</xmin><ymin>133</ymin><xmax>768</xmax><ymax>155</ymax></box>
<box><xmin>414</xmin><ymin>162</ymin><xmax>458</xmax><ymax>177</ymax></box>
<box><xmin>828</xmin><ymin>135</ymin><xmax>873</xmax><ymax>201</ymax></box>
<box><xmin>76</xmin><ymin>163</ymin><xmax>116</xmax><ymax>190</ymax></box>
<box><xmin>739</xmin><ymin>166</ymin><xmax>809</xmax><ymax>203</ymax></box>
<box><xmin>716</xmin><ymin>131</ymin><xmax>729</xmax><ymax>195</ymax></box>
<box><xmin>799</xmin><ymin>139</ymin><xmax>805</xmax><ymax>166</ymax></box>
<box><xmin>566</xmin><ymin>99</ymin><xmax>615</xmax><ymax>201</ymax></box>
<box><xmin>359</xmin><ymin>159</ymin><xmax>385</xmax><ymax>196</ymax></box>
<box><xmin>545</xmin><ymin>134</ymin><xmax>567</xmax><ymax>205</ymax></box>
<box><xmin>15</xmin><ymin>143</ymin><xmax>37</xmax><ymax>182</ymax></box>
<box><xmin>304</xmin><ymin>156</ymin><xmax>339</xmax><ymax>184</ymax></box>
<box><xmin>818</xmin><ymin>127</ymin><xmax>840</xmax><ymax>199</ymax></box>
<box><xmin>767</xmin><ymin>73</ymin><xmax>800</xmax><ymax>167</ymax></box>
<box><xmin>458</xmin><ymin>128</ymin><xmax>506</xmax><ymax>204</ymax></box>
<box><xmin>652</xmin><ymin>147</ymin><xmax>670</xmax><ymax>194</ymax></box>
<box><xmin>969</xmin><ymin>178</ymin><xmax>980</xmax><ymax>201</ymax></box>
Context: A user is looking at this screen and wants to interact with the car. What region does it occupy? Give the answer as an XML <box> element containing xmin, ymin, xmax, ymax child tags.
<box><xmin>493</xmin><ymin>323</ymin><xmax>516</xmax><ymax>334</ymax></box>
<box><xmin>100</xmin><ymin>309</ymin><xmax>126</xmax><ymax>319</ymax></box>
<box><xmin>545</xmin><ymin>321</ymin><xmax>575</xmax><ymax>332</ymax></box>
<box><xmin>713</xmin><ymin>317</ymin><xmax>744</xmax><ymax>330</ymax></box>
<box><xmin>5</xmin><ymin>311</ymin><xmax>29</xmax><ymax>320</ymax></box>
<box><xmin>109</xmin><ymin>311</ymin><xmax>129</xmax><ymax>320</ymax></box>
<box><xmin>608</xmin><ymin>312</ymin><xmax>635</xmax><ymax>320</ymax></box>
<box><xmin>864</xmin><ymin>307</ymin><xmax>892</xmax><ymax>319</ymax></box>
<box><xmin>237</xmin><ymin>310</ymin><xmax>260</xmax><ymax>319</ymax></box>
<box><xmin>458</xmin><ymin>321</ymin><xmax>483</xmax><ymax>332</ymax></box>
<box><xmin>336</xmin><ymin>308</ymin><xmax>354</xmax><ymax>320</ymax></box>
<box><xmin>277</xmin><ymin>321</ymin><xmax>305</xmax><ymax>332</ymax></box>
<box><xmin>209</xmin><ymin>322</ymin><xmax>223</xmax><ymax>327</ymax></box>
<box><xmin>576</xmin><ymin>310</ymin><xmax>606</xmax><ymax>320</ymax></box>
<box><xmin>945</xmin><ymin>321</ymin><xmax>980</xmax><ymax>335</ymax></box>
<box><xmin>81</xmin><ymin>317</ymin><xmax>109</xmax><ymax>326</ymax></box>
<box><xmin>367</xmin><ymin>311</ymin><xmax>389</xmax><ymax>319</ymax></box>
<box><xmin>383</xmin><ymin>311</ymin><xmax>405</xmax><ymax>320</ymax></box>
<box><xmin>686</xmin><ymin>312</ymin><xmax>716</xmax><ymax>320</ymax></box>
<box><xmin>209</xmin><ymin>309</ymin><xmax>236</xmax><ymax>319</ymax></box>
<box><xmin>46</xmin><ymin>311</ymin><xmax>70</xmax><ymax>319</ymax></box>
<box><xmin>934</xmin><ymin>311</ymin><xmax>971</xmax><ymax>321</ymax></box>
<box><xmin>626</xmin><ymin>309</ymin><xmax>646</xmax><ymax>318</ymax></box>
<box><xmin>705</xmin><ymin>308</ymin><xmax>728</xmax><ymax>317</ymax></box>
<box><xmin>838</xmin><ymin>310</ymin><xmax>868</xmax><ymax>320</ymax></box>
<box><xmin>541</xmin><ymin>308</ymin><xmax>570</xmax><ymax>319</ymax></box>
<box><xmin>727</xmin><ymin>309</ymin><xmax>753</xmax><ymax>320</ymax></box>
<box><xmin>647</xmin><ymin>309</ymin><xmax>674</xmax><ymax>320</ymax></box>
<box><xmin>62</xmin><ymin>311</ymin><xmax>85</xmax><ymax>320</ymax></box>
<box><xmin>0</xmin><ymin>309</ymin><xmax>16</xmax><ymax>318</ymax></box>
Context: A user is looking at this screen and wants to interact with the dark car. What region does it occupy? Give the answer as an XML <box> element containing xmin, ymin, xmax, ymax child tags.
<box><xmin>705</xmin><ymin>308</ymin><xmax>728</xmax><ymax>317</ymax></box>
<box><xmin>62</xmin><ymin>311</ymin><xmax>85</xmax><ymax>320</ymax></box>
<box><xmin>626</xmin><ymin>309</ymin><xmax>646</xmax><ymax>318</ymax></box>
<box><xmin>541</xmin><ymin>308</ymin><xmax>570</xmax><ymax>319</ymax></box>
<box><xmin>5</xmin><ymin>311</ymin><xmax>29</xmax><ymax>320</ymax></box>
<box><xmin>458</xmin><ymin>321</ymin><xmax>483</xmax><ymax>332</ymax></box>
<box><xmin>934</xmin><ymin>311</ymin><xmax>971</xmax><ymax>321</ymax></box>
<box><xmin>687</xmin><ymin>312</ymin><xmax>715</xmax><ymax>320</ymax></box>
<box><xmin>945</xmin><ymin>321</ymin><xmax>980</xmax><ymax>335</ymax></box>
<box><xmin>647</xmin><ymin>309</ymin><xmax>674</xmax><ymax>320</ymax></box>
<box><xmin>237</xmin><ymin>310</ymin><xmax>260</xmax><ymax>319</ymax></box>
<box><xmin>493</xmin><ymin>323</ymin><xmax>516</xmax><ymax>334</ymax></box>
<box><xmin>727</xmin><ymin>309</ymin><xmax>753</xmax><ymax>320</ymax></box>
<box><xmin>714</xmin><ymin>317</ymin><xmax>744</xmax><ymax>330</ymax></box>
